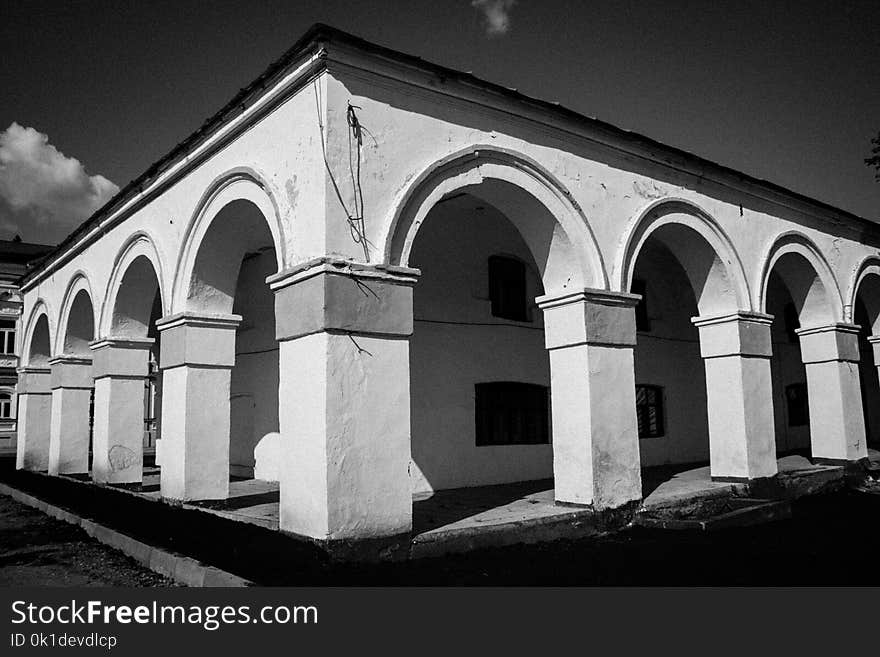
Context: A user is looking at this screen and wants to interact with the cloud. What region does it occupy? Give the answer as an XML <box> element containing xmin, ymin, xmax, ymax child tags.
<box><xmin>0</xmin><ymin>122</ymin><xmax>118</xmax><ymax>244</ymax></box>
<box><xmin>472</xmin><ymin>0</ymin><xmax>516</xmax><ymax>37</ymax></box>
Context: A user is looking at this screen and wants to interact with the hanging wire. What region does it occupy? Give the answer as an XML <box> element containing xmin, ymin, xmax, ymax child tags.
<box><xmin>313</xmin><ymin>81</ymin><xmax>371</xmax><ymax>261</ymax></box>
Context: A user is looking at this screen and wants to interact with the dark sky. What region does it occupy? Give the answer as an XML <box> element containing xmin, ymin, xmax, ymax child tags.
<box><xmin>1</xmin><ymin>0</ymin><xmax>878</xmax><ymax>244</ymax></box>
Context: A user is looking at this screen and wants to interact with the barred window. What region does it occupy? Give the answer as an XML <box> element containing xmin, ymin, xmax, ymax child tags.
<box><xmin>636</xmin><ymin>384</ymin><xmax>664</xmax><ymax>438</ymax></box>
<box><xmin>475</xmin><ymin>382</ymin><xmax>549</xmax><ymax>446</ymax></box>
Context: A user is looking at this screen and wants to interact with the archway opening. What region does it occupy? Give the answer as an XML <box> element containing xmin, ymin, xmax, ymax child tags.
<box><xmin>764</xmin><ymin>250</ymin><xmax>834</xmax><ymax>457</ymax></box>
<box><xmin>110</xmin><ymin>254</ymin><xmax>164</xmax><ymax>476</ymax></box>
<box><xmin>187</xmin><ymin>199</ymin><xmax>280</xmax><ymax>483</ymax></box>
<box><xmin>628</xmin><ymin>223</ymin><xmax>733</xmax><ymax>493</ymax></box>
<box><xmin>408</xmin><ymin>184</ymin><xmax>558</xmax><ymax>529</ymax></box>
<box><xmin>853</xmin><ymin>272</ymin><xmax>880</xmax><ymax>448</ymax></box>
<box><xmin>63</xmin><ymin>288</ymin><xmax>95</xmax><ymax>470</ymax></box>
<box><xmin>27</xmin><ymin>313</ymin><xmax>51</xmax><ymax>367</ymax></box>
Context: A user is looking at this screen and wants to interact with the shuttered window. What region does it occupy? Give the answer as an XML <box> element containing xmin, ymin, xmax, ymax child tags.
<box><xmin>475</xmin><ymin>382</ymin><xmax>549</xmax><ymax>446</ymax></box>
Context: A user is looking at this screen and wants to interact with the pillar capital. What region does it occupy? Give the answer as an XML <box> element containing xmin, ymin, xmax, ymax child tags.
<box><xmin>48</xmin><ymin>356</ymin><xmax>92</xmax><ymax>390</ymax></box>
<box><xmin>17</xmin><ymin>367</ymin><xmax>51</xmax><ymax>395</ymax></box>
<box><xmin>268</xmin><ymin>257</ymin><xmax>421</xmax><ymax>341</ymax></box>
<box><xmin>537</xmin><ymin>288</ymin><xmax>641</xmax><ymax>349</ymax></box>
<box><xmin>156</xmin><ymin>312</ymin><xmax>241</xmax><ymax>369</ymax></box>
<box><xmin>796</xmin><ymin>322</ymin><xmax>860</xmax><ymax>364</ymax></box>
<box><xmin>692</xmin><ymin>311</ymin><xmax>773</xmax><ymax>359</ymax></box>
<box><xmin>89</xmin><ymin>336</ymin><xmax>154</xmax><ymax>378</ymax></box>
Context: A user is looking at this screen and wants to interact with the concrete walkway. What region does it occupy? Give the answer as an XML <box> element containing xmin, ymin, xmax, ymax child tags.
<box><xmin>88</xmin><ymin>454</ymin><xmax>846</xmax><ymax>558</ymax></box>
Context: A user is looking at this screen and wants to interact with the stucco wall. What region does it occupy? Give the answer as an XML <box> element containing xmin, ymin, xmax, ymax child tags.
<box><xmin>409</xmin><ymin>196</ymin><xmax>551</xmax><ymax>493</ymax></box>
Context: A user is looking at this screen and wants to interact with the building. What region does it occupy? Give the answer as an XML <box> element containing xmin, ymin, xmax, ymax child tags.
<box><xmin>0</xmin><ymin>238</ymin><xmax>52</xmax><ymax>454</ymax></box>
<box><xmin>13</xmin><ymin>25</ymin><xmax>880</xmax><ymax>548</ymax></box>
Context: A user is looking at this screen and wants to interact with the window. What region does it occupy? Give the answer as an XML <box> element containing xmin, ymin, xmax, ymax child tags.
<box><xmin>0</xmin><ymin>392</ymin><xmax>11</xmax><ymax>419</ymax></box>
<box><xmin>475</xmin><ymin>382</ymin><xmax>549</xmax><ymax>446</ymax></box>
<box><xmin>786</xmin><ymin>382</ymin><xmax>809</xmax><ymax>427</ymax></box>
<box><xmin>488</xmin><ymin>255</ymin><xmax>528</xmax><ymax>321</ymax></box>
<box><xmin>783</xmin><ymin>303</ymin><xmax>800</xmax><ymax>343</ymax></box>
<box><xmin>632</xmin><ymin>279</ymin><xmax>651</xmax><ymax>332</ymax></box>
<box><xmin>635</xmin><ymin>384</ymin><xmax>664</xmax><ymax>438</ymax></box>
<box><xmin>0</xmin><ymin>320</ymin><xmax>15</xmax><ymax>355</ymax></box>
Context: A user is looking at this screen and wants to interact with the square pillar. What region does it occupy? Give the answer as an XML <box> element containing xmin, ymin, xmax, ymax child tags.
<box><xmin>155</xmin><ymin>312</ymin><xmax>240</xmax><ymax>501</ymax></box>
<box><xmin>15</xmin><ymin>367</ymin><xmax>52</xmax><ymax>471</ymax></box>
<box><xmin>269</xmin><ymin>258</ymin><xmax>419</xmax><ymax>541</ymax></box>
<box><xmin>692</xmin><ymin>312</ymin><xmax>777</xmax><ymax>481</ymax></box>
<box><xmin>797</xmin><ymin>323</ymin><xmax>868</xmax><ymax>463</ymax></box>
<box><xmin>537</xmin><ymin>288</ymin><xmax>642</xmax><ymax>509</ymax></box>
<box><xmin>48</xmin><ymin>356</ymin><xmax>93</xmax><ymax>475</ymax></box>
<box><xmin>89</xmin><ymin>337</ymin><xmax>154</xmax><ymax>484</ymax></box>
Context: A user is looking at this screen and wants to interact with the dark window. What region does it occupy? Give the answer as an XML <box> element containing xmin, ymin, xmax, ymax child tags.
<box><xmin>632</xmin><ymin>279</ymin><xmax>651</xmax><ymax>332</ymax></box>
<box><xmin>786</xmin><ymin>382</ymin><xmax>809</xmax><ymax>427</ymax></box>
<box><xmin>0</xmin><ymin>392</ymin><xmax>11</xmax><ymax>419</ymax></box>
<box><xmin>475</xmin><ymin>382</ymin><xmax>549</xmax><ymax>446</ymax></box>
<box><xmin>635</xmin><ymin>384</ymin><xmax>664</xmax><ymax>438</ymax></box>
<box><xmin>488</xmin><ymin>256</ymin><xmax>528</xmax><ymax>321</ymax></box>
<box><xmin>783</xmin><ymin>303</ymin><xmax>800</xmax><ymax>343</ymax></box>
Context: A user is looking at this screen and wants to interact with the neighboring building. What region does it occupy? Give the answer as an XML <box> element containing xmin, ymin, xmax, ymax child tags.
<box><xmin>12</xmin><ymin>25</ymin><xmax>880</xmax><ymax>548</ymax></box>
<box><xmin>0</xmin><ymin>238</ymin><xmax>53</xmax><ymax>453</ymax></box>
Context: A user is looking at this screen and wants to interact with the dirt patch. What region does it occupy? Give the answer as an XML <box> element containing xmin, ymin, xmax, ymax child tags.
<box><xmin>0</xmin><ymin>495</ymin><xmax>175</xmax><ymax>587</ymax></box>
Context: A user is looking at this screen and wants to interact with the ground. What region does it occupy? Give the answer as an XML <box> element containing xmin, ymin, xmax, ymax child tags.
<box><xmin>2</xmin><ymin>473</ymin><xmax>880</xmax><ymax>585</ymax></box>
<box><xmin>0</xmin><ymin>495</ymin><xmax>175</xmax><ymax>587</ymax></box>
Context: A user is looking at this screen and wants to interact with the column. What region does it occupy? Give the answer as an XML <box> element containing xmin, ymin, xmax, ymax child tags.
<box><xmin>537</xmin><ymin>288</ymin><xmax>643</xmax><ymax>509</ymax></box>
<box><xmin>47</xmin><ymin>356</ymin><xmax>93</xmax><ymax>475</ymax></box>
<box><xmin>89</xmin><ymin>337</ymin><xmax>153</xmax><ymax>484</ymax></box>
<box><xmin>155</xmin><ymin>312</ymin><xmax>240</xmax><ymax>501</ymax></box>
<box><xmin>15</xmin><ymin>366</ymin><xmax>52</xmax><ymax>471</ymax></box>
<box><xmin>797</xmin><ymin>323</ymin><xmax>868</xmax><ymax>463</ymax></box>
<box><xmin>269</xmin><ymin>258</ymin><xmax>418</xmax><ymax>541</ymax></box>
<box><xmin>692</xmin><ymin>312</ymin><xmax>777</xmax><ymax>481</ymax></box>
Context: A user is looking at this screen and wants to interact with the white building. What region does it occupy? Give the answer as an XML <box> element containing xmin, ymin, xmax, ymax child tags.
<box><xmin>15</xmin><ymin>25</ymin><xmax>880</xmax><ymax>545</ymax></box>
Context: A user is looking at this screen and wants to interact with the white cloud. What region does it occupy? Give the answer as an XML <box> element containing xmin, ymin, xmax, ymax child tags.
<box><xmin>0</xmin><ymin>122</ymin><xmax>118</xmax><ymax>244</ymax></box>
<box><xmin>472</xmin><ymin>0</ymin><xmax>516</xmax><ymax>37</ymax></box>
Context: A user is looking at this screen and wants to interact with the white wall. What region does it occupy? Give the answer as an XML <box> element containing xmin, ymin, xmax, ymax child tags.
<box><xmin>409</xmin><ymin>195</ymin><xmax>551</xmax><ymax>494</ymax></box>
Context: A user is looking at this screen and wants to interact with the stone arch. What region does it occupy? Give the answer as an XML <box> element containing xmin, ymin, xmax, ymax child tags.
<box><xmin>383</xmin><ymin>145</ymin><xmax>607</xmax><ymax>295</ymax></box>
<box><xmin>615</xmin><ymin>198</ymin><xmax>750</xmax><ymax>316</ymax></box>
<box><xmin>847</xmin><ymin>256</ymin><xmax>880</xmax><ymax>333</ymax></box>
<box><xmin>21</xmin><ymin>300</ymin><xmax>54</xmax><ymax>367</ymax></box>
<box><xmin>100</xmin><ymin>232</ymin><xmax>168</xmax><ymax>337</ymax></box>
<box><xmin>55</xmin><ymin>273</ymin><xmax>97</xmax><ymax>356</ymax></box>
<box><xmin>171</xmin><ymin>170</ymin><xmax>286</xmax><ymax>313</ymax></box>
<box><xmin>757</xmin><ymin>232</ymin><xmax>843</xmax><ymax>328</ymax></box>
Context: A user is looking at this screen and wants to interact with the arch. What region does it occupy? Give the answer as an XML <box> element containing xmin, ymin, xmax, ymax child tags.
<box><xmin>21</xmin><ymin>299</ymin><xmax>55</xmax><ymax>367</ymax></box>
<box><xmin>55</xmin><ymin>273</ymin><xmax>97</xmax><ymax>356</ymax></box>
<box><xmin>100</xmin><ymin>232</ymin><xmax>168</xmax><ymax>337</ymax></box>
<box><xmin>847</xmin><ymin>255</ymin><xmax>880</xmax><ymax>333</ymax></box>
<box><xmin>383</xmin><ymin>145</ymin><xmax>607</xmax><ymax>295</ymax></box>
<box><xmin>171</xmin><ymin>170</ymin><xmax>286</xmax><ymax>313</ymax></box>
<box><xmin>756</xmin><ymin>232</ymin><xmax>843</xmax><ymax>328</ymax></box>
<box><xmin>614</xmin><ymin>198</ymin><xmax>751</xmax><ymax>315</ymax></box>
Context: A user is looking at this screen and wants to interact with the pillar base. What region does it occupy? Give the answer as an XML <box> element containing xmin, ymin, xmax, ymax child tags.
<box><xmin>156</xmin><ymin>313</ymin><xmax>239</xmax><ymax>501</ymax></box>
<box><xmin>47</xmin><ymin>356</ymin><xmax>93</xmax><ymax>476</ymax></box>
<box><xmin>15</xmin><ymin>367</ymin><xmax>52</xmax><ymax>471</ymax></box>
<box><xmin>90</xmin><ymin>338</ymin><xmax>154</xmax><ymax>485</ymax></box>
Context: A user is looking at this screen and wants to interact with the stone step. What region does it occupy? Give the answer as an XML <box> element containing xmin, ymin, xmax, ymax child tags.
<box><xmin>634</xmin><ymin>498</ymin><xmax>792</xmax><ymax>532</ymax></box>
